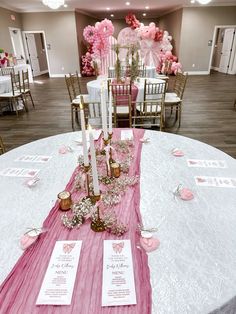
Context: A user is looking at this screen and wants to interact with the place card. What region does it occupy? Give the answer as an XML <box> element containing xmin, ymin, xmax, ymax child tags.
<box><xmin>15</xmin><ymin>155</ymin><xmax>52</xmax><ymax>163</ymax></box>
<box><xmin>187</xmin><ymin>159</ymin><xmax>227</xmax><ymax>168</ymax></box>
<box><xmin>194</xmin><ymin>176</ymin><xmax>236</xmax><ymax>188</ymax></box>
<box><xmin>121</xmin><ymin>130</ymin><xmax>133</xmax><ymax>141</ymax></box>
<box><xmin>102</xmin><ymin>239</ymin><xmax>137</xmax><ymax>307</ymax></box>
<box><xmin>0</xmin><ymin>167</ymin><xmax>40</xmax><ymax>178</ymax></box>
<box><xmin>36</xmin><ymin>240</ymin><xmax>82</xmax><ymax>305</ymax></box>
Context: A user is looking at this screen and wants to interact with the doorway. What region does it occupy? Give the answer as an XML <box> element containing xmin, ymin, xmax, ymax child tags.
<box><xmin>22</xmin><ymin>31</ymin><xmax>50</xmax><ymax>77</ymax></box>
<box><xmin>209</xmin><ymin>25</ymin><xmax>236</xmax><ymax>75</ymax></box>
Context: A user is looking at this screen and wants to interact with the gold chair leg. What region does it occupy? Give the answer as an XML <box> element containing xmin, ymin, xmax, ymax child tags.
<box><xmin>21</xmin><ymin>95</ymin><xmax>28</xmax><ymax>112</ymax></box>
<box><xmin>71</xmin><ymin>106</ymin><xmax>75</xmax><ymax>131</ymax></box>
<box><xmin>12</xmin><ymin>99</ymin><xmax>19</xmax><ymax>117</ymax></box>
<box><xmin>178</xmin><ymin>105</ymin><xmax>182</xmax><ymax>128</ymax></box>
<box><xmin>29</xmin><ymin>91</ymin><xmax>35</xmax><ymax>108</ymax></box>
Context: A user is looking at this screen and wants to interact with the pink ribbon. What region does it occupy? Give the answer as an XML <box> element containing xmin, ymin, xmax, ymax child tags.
<box><xmin>112</xmin><ymin>241</ymin><xmax>124</xmax><ymax>253</ymax></box>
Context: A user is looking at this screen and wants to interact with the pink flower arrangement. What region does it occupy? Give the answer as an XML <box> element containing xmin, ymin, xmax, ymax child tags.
<box><xmin>125</xmin><ymin>13</ymin><xmax>140</xmax><ymax>29</ymax></box>
<box><xmin>83</xmin><ymin>25</ymin><xmax>97</xmax><ymax>44</ymax></box>
<box><xmin>81</xmin><ymin>51</ymin><xmax>95</xmax><ymax>77</ymax></box>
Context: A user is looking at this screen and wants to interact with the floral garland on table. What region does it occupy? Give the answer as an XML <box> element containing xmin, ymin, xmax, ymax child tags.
<box><xmin>61</xmin><ymin>139</ymin><xmax>138</xmax><ymax>236</ymax></box>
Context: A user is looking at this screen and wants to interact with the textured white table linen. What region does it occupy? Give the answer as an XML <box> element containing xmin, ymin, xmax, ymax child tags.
<box><xmin>0</xmin><ymin>130</ymin><xmax>236</xmax><ymax>314</ymax></box>
<box><xmin>0</xmin><ymin>76</ymin><xmax>11</xmax><ymax>94</ymax></box>
<box><xmin>87</xmin><ymin>78</ymin><xmax>165</xmax><ymax>103</ymax></box>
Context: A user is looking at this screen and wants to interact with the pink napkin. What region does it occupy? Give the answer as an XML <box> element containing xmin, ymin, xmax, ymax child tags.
<box><xmin>59</xmin><ymin>145</ymin><xmax>73</xmax><ymax>154</ymax></box>
<box><xmin>179</xmin><ymin>188</ymin><xmax>194</xmax><ymax>200</ymax></box>
<box><xmin>25</xmin><ymin>177</ymin><xmax>39</xmax><ymax>187</ymax></box>
<box><xmin>140</xmin><ymin>236</ymin><xmax>160</xmax><ymax>252</ymax></box>
<box><xmin>172</xmin><ymin>148</ymin><xmax>184</xmax><ymax>157</ymax></box>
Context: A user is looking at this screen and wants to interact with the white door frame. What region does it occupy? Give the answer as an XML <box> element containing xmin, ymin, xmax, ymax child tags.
<box><xmin>22</xmin><ymin>30</ymin><xmax>51</xmax><ymax>76</ymax></box>
<box><xmin>208</xmin><ymin>25</ymin><xmax>236</xmax><ymax>74</ymax></box>
<box><xmin>9</xmin><ymin>27</ymin><xmax>26</xmax><ymax>60</ymax></box>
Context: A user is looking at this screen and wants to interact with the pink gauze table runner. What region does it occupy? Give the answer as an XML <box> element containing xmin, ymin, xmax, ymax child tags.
<box><xmin>0</xmin><ymin>128</ymin><xmax>152</xmax><ymax>314</ymax></box>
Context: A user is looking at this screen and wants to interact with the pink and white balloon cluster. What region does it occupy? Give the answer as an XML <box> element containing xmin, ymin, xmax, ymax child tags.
<box><xmin>83</xmin><ymin>19</ymin><xmax>114</xmax><ymax>60</ymax></box>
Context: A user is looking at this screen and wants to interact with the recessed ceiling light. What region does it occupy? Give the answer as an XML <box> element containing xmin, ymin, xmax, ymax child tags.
<box><xmin>145</xmin><ymin>6</ymin><xmax>149</xmax><ymax>9</ymax></box>
<box><xmin>63</xmin><ymin>3</ymin><xmax>68</xmax><ymax>7</ymax></box>
<box><xmin>110</xmin><ymin>14</ymin><xmax>114</xmax><ymax>17</ymax></box>
<box><xmin>106</xmin><ymin>7</ymin><xmax>110</xmax><ymax>10</ymax></box>
<box><xmin>126</xmin><ymin>2</ymin><xmax>130</xmax><ymax>5</ymax></box>
<box><xmin>197</xmin><ymin>0</ymin><xmax>211</xmax><ymax>3</ymax></box>
<box><xmin>190</xmin><ymin>0</ymin><xmax>195</xmax><ymax>3</ymax></box>
<box><xmin>142</xmin><ymin>13</ymin><xmax>147</xmax><ymax>16</ymax></box>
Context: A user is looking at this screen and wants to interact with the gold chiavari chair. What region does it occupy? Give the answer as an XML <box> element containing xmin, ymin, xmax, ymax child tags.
<box><xmin>134</xmin><ymin>80</ymin><xmax>166</xmax><ymax>130</ymax></box>
<box><xmin>69</xmin><ymin>71</ymin><xmax>90</xmax><ymax>103</ymax></box>
<box><xmin>108</xmin><ymin>80</ymin><xmax>132</xmax><ymax>127</ymax></box>
<box><xmin>164</xmin><ymin>72</ymin><xmax>188</xmax><ymax>127</ymax></box>
<box><xmin>108</xmin><ymin>68</ymin><xmax>116</xmax><ymax>78</ymax></box>
<box><xmin>22</xmin><ymin>70</ymin><xmax>35</xmax><ymax>108</ymax></box>
<box><xmin>0</xmin><ymin>136</ymin><xmax>6</xmax><ymax>155</ymax></box>
<box><xmin>80</xmin><ymin>95</ymin><xmax>102</xmax><ymax>129</ymax></box>
<box><xmin>137</xmin><ymin>65</ymin><xmax>147</xmax><ymax>78</ymax></box>
<box><xmin>1</xmin><ymin>67</ymin><xmax>15</xmax><ymax>76</ymax></box>
<box><xmin>0</xmin><ymin>72</ymin><xmax>27</xmax><ymax>116</ymax></box>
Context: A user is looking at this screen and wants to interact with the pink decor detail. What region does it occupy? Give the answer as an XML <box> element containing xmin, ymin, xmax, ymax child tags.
<box><xmin>0</xmin><ymin>129</ymin><xmax>152</xmax><ymax>314</ymax></box>
<box><xmin>140</xmin><ymin>237</ymin><xmax>160</xmax><ymax>253</ymax></box>
<box><xmin>172</xmin><ymin>149</ymin><xmax>184</xmax><ymax>157</ymax></box>
<box><xmin>180</xmin><ymin>188</ymin><xmax>194</xmax><ymax>201</ymax></box>
<box><xmin>20</xmin><ymin>234</ymin><xmax>38</xmax><ymax>250</ymax></box>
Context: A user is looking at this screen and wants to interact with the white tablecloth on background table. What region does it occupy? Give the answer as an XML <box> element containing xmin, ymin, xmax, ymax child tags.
<box><xmin>0</xmin><ymin>76</ymin><xmax>11</xmax><ymax>94</ymax></box>
<box><xmin>13</xmin><ymin>64</ymin><xmax>33</xmax><ymax>83</ymax></box>
<box><xmin>87</xmin><ymin>77</ymin><xmax>165</xmax><ymax>103</ymax></box>
<box><xmin>0</xmin><ymin>130</ymin><xmax>236</xmax><ymax>313</ymax></box>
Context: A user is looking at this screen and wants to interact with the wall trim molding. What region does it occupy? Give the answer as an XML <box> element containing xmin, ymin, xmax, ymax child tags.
<box><xmin>39</xmin><ymin>70</ymin><xmax>49</xmax><ymax>75</ymax></box>
<box><xmin>50</xmin><ymin>74</ymin><xmax>65</xmax><ymax>78</ymax></box>
<box><xmin>187</xmin><ymin>71</ymin><xmax>209</xmax><ymax>75</ymax></box>
<box><xmin>211</xmin><ymin>66</ymin><xmax>219</xmax><ymax>71</ymax></box>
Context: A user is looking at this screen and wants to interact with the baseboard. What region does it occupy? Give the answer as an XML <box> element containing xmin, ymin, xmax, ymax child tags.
<box><xmin>211</xmin><ymin>67</ymin><xmax>219</xmax><ymax>71</ymax></box>
<box><xmin>187</xmin><ymin>71</ymin><xmax>210</xmax><ymax>75</ymax></box>
<box><xmin>50</xmin><ymin>72</ymin><xmax>82</xmax><ymax>78</ymax></box>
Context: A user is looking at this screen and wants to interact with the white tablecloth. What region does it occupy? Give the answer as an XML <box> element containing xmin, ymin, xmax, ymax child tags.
<box><xmin>87</xmin><ymin>77</ymin><xmax>165</xmax><ymax>103</ymax></box>
<box><xmin>0</xmin><ymin>76</ymin><xmax>11</xmax><ymax>94</ymax></box>
<box><xmin>13</xmin><ymin>64</ymin><xmax>33</xmax><ymax>83</ymax></box>
<box><xmin>0</xmin><ymin>130</ymin><xmax>236</xmax><ymax>313</ymax></box>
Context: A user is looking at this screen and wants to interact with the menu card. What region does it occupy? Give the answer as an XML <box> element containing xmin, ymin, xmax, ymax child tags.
<box><xmin>15</xmin><ymin>155</ymin><xmax>52</xmax><ymax>163</ymax></box>
<box><xmin>195</xmin><ymin>176</ymin><xmax>236</xmax><ymax>188</ymax></box>
<box><xmin>121</xmin><ymin>130</ymin><xmax>133</xmax><ymax>141</ymax></box>
<box><xmin>0</xmin><ymin>167</ymin><xmax>40</xmax><ymax>178</ymax></box>
<box><xmin>187</xmin><ymin>159</ymin><xmax>227</xmax><ymax>168</ymax></box>
<box><xmin>36</xmin><ymin>240</ymin><xmax>82</xmax><ymax>305</ymax></box>
<box><xmin>102</xmin><ymin>239</ymin><xmax>137</xmax><ymax>307</ymax></box>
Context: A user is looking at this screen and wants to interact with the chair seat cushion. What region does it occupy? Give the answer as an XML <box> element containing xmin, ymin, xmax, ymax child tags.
<box><xmin>165</xmin><ymin>92</ymin><xmax>181</xmax><ymax>104</ymax></box>
<box><xmin>76</xmin><ymin>94</ymin><xmax>90</xmax><ymax>103</ymax></box>
<box><xmin>0</xmin><ymin>91</ymin><xmax>21</xmax><ymax>98</ymax></box>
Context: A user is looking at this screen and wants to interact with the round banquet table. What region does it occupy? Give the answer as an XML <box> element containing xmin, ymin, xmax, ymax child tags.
<box><xmin>87</xmin><ymin>77</ymin><xmax>165</xmax><ymax>103</ymax></box>
<box><xmin>0</xmin><ymin>76</ymin><xmax>11</xmax><ymax>94</ymax></box>
<box><xmin>0</xmin><ymin>130</ymin><xmax>236</xmax><ymax>313</ymax></box>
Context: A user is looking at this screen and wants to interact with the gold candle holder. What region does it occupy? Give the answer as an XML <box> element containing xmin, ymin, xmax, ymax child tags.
<box><xmin>58</xmin><ymin>191</ymin><xmax>72</xmax><ymax>211</ymax></box>
<box><xmin>108</xmin><ymin>132</ymin><xmax>113</xmax><ymax>140</ymax></box>
<box><xmin>110</xmin><ymin>162</ymin><xmax>121</xmax><ymax>178</ymax></box>
<box><xmin>90</xmin><ymin>194</ymin><xmax>106</xmax><ymax>232</ymax></box>
<box><xmin>103</xmin><ymin>137</ymin><xmax>109</xmax><ymax>146</ymax></box>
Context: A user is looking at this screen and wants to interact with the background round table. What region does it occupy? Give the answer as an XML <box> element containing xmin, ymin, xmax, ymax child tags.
<box><xmin>0</xmin><ymin>130</ymin><xmax>235</xmax><ymax>313</ymax></box>
<box><xmin>0</xmin><ymin>76</ymin><xmax>11</xmax><ymax>94</ymax></box>
<box><xmin>87</xmin><ymin>77</ymin><xmax>165</xmax><ymax>103</ymax></box>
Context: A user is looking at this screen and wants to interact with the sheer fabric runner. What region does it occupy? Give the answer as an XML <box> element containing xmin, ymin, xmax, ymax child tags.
<box><xmin>0</xmin><ymin>128</ymin><xmax>152</xmax><ymax>314</ymax></box>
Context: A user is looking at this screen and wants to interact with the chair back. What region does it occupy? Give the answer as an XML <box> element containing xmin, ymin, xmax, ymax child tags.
<box><xmin>69</xmin><ymin>71</ymin><xmax>82</xmax><ymax>96</ymax></box>
<box><xmin>65</xmin><ymin>75</ymin><xmax>76</xmax><ymax>102</ymax></box>
<box><xmin>10</xmin><ymin>72</ymin><xmax>22</xmax><ymax>95</ymax></box>
<box><xmin>0</xmin><ymin>136</ymin><xmax>6</xmax><ymax>154</ymax></box>
<box><xmin>137</xmin><ymin>65</ymin><xmax>147</xmax><ymax>78</ymax></box>
<box><xmin>79</xmin><ymin>95</ymin><xmax>102</xmax><ymax>129</ymax></box>
<box><xmin>144</xmin><ymin>80</ymin><xmax>166</xmax><ymax>101</ymax></box>
<box><xmin>108</xmin><ymin>68</ymin><xmax>116</xmax><ymax>78</ymax></box>
<box><xmin>22</xmin><ymin>70</ymin><xmax>30</xmax><ymax>92</ymax></box>
<box><xmin>173</xmin><ymin>72</ymin><xmax>188</xmax><ymax>99</ymax></box>
<box><xmin>1</xmin><ymin>67</ymin><xmax>15</xmax><ymax>76</ymax></box>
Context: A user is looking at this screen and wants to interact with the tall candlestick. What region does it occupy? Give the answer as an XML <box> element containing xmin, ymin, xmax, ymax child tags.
<box><xmin>88</xmin><ymin>125</ymin><xmax>100</xmax><ymax>196</ymax></box>
<box><xmin>80</xmin><ymin>104</ymin><xmax>89</xmax><ymax>167</ymax></box>
<box><xmin>108</xmin><ymin>84</ymin><xmax>112</xmax><ymax>134</ymax></box>
<box><xmin>101</xmin><ymin>82</ymin><xmax>108</xmax><ymax>140</ymax></box>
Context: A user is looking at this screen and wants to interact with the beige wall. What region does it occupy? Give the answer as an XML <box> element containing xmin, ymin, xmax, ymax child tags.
<box><xmin>158</xmin><ymin>9</ymin><xmax>183</xmax><ymax>56</ymax></box>
<box><xmin>75</xmin><ymin>11</ymin><xmax>99</xmax><ymax>60</ymax></box>
<box><xmin>179</xmin><ymin>6</ymin><xmax>236</xmax><ymax>72</ymax></box>
<box><xmin>0</xmin><ymin>7</ymin><xmax>22</xmax><ymax>53</ymax></box>
<box><xmin>34</xmin><ymin>33</ymin><xmax>48</xmax><ymax>72</ymax></box>
<box><xmin>21</xmin><ymin>11</ymin><xmax>80</xmax><ymax>75</ymax></box>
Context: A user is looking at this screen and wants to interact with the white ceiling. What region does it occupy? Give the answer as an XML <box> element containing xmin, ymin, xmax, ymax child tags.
<box><xmin>0</xmin><ymin>0</ymin><xmax>236</xmax><ymax>18</ymax></box>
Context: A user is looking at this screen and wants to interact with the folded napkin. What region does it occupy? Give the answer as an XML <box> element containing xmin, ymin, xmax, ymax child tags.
<box><xmin>20</xmin><ymin>228</ymin><xmax>46</xmax><ymax>250</ymax></box>
<box><xmin>172</xmin><ymin>148</ymin><xmax>184</xmax><ymax>157</ymax></box>
<box><xmin>59</xmin><ymin>145</ymin><xmax>73</xmax><ymax>154</ymax></box>
<box><xmin>140</xmin><ymin>231</ymin><xmax>160</xmax><ymax>252</ymax></box>
<box><xmin>174</xmin><ymin>185</ymin><xmax>194</xmax><ymax>201</ymax></box>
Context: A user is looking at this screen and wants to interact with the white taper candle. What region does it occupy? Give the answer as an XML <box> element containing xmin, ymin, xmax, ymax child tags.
<box><xmin>101</xmin><ymin>82</ymin><xmax>108</xmax><ymax>140</ymax></box>
<box><xmin>88</xmin><ymin>125</ymin><xmax>100</xmax><ymax>196</ymax></box>
<box><xmin>80</xmin><ymin>104</ymin><xmax>89</xmax><ymax>167</ymax></box>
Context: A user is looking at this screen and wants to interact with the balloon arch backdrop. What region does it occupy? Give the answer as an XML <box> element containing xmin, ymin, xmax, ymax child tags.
<box><xmin>81</xmin><ymin>13</ymin><xmax>182</xmax><ymax>77</ymax></box>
